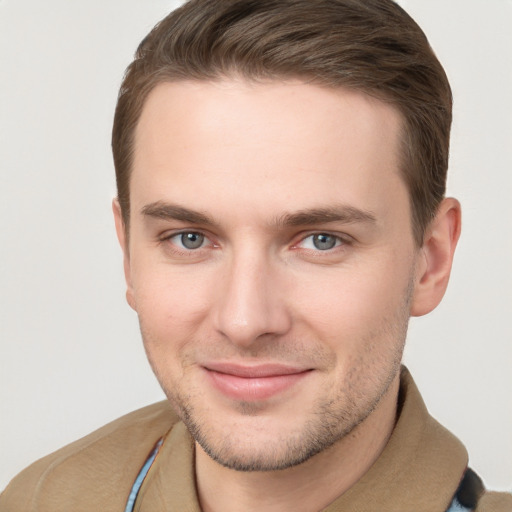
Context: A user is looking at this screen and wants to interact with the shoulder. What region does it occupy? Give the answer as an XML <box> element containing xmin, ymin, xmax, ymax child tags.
<box><xmin>0</xmin><ymin>401</ymin><xmax>179</xmax><ymax>512</ymax></box>
<box><xmin>476</xmin><ymin>490</ymin><xmax>512</xmax><ymax>512</ymax></box>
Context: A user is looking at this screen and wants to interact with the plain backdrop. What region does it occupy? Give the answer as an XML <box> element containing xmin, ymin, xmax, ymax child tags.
<box><xmin>1</xmin><ymin>0</ymin><xmax>511</xmax><ymax>492</ymax></box>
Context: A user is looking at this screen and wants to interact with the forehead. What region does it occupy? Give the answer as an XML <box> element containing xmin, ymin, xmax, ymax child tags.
<box><xmin>131</xmin><ymin>79</ymin><xmax>406</xmax><ymax>224</ymax></box>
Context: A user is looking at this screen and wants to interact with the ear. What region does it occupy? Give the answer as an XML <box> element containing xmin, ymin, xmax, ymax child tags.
<box><xmin>410</xmin><ymin>197</ymin><xmax>461</xmax><ymax>317</ymax></box>
<box><xmin>112</xmin><ymin>199</ymin><xmax>136</xmax><ymax>311</ymax></box>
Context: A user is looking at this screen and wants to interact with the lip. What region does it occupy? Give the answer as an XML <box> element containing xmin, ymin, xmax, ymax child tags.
<box><xmin>202</xmin><ymin>362</ymin><xmax>312</xmax><ymax>401</ymax></box>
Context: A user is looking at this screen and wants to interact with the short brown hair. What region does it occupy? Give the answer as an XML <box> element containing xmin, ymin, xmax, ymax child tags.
<box><xmin>112</xmin><ymin>0</ymin><xmax>452</xmax><ymax>245</ymax></box>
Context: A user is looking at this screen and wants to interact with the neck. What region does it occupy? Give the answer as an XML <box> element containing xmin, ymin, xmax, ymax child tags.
<box><xmin>195</xmin><ymin>375</ymin><xmax>400</xmax><ymax>512</ymax></box>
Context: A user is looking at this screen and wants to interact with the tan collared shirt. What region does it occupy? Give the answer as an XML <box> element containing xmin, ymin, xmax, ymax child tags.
<box><xmin>1</xmin><ymin>369</ymin><xmax>511</xmax><ymax>511</ymax></box>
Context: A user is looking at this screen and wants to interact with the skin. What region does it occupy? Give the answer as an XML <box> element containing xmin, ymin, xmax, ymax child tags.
<box><xmin>114</xmin><ymin>79</ymin><xmax>461</xmax><ymax>512</ymax></box>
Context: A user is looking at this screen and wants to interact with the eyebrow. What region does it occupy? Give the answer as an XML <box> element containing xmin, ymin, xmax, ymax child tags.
<box><xmin>141</xmin><ymin>201</ymin><xmax>377</xmax><ymax>228</ymax></box>
<box><xmin>141</xmin><ymin>202</ymin><xmax>215</xmax><ymax>225</ymax></box>
<box><xmin>276</xmin><ymin>206</ymin><xmax>377</xmax><ymax>227</ymax></box>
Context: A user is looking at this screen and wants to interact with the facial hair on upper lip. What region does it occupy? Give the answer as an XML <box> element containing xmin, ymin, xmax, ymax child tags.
<box><xmin>179</xmin><ymin>336</ymin><xmax>337</xmax><ymax>375</ymax></box>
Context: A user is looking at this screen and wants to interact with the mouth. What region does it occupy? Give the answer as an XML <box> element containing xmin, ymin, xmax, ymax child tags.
<box><xmin>202</xmin><ymin>362</ymin><xmax>312</xmax><ymax>401</ymax></box>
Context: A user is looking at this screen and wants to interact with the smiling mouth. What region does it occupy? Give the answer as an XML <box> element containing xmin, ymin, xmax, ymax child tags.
<box><xmin>202</xmin><ymin>362</ymin><xmax>312</xmax><ymax>401</ymax></box>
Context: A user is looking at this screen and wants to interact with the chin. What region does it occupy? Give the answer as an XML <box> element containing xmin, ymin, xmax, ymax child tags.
<box><xmin>179</xmin><ymin>397</ymin><xmax>366</xmax><ymax>472</ymax></box>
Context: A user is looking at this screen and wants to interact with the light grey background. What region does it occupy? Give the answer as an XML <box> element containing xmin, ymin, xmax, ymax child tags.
<box><xmin>1</xmin><ymin>0</ymin><xmax>511</xmax><ymax>492</ymax></box>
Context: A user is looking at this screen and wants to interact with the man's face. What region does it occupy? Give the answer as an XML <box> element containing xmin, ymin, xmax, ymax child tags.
<box><xmin>119</xmin><ymin>79</ymin><xmax>422</xmax><ymax>471</ymax></box>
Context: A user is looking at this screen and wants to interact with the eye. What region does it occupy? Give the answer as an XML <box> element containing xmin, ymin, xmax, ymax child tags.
<box><xmin>298</xmin><ymin>233</ymin><xmax>343</xmax><ymax>251</ymax></box>
<box><xmin>170</xmin><ymin>232</ymin><xmax>207</xmax><ymax>250</ymax></box>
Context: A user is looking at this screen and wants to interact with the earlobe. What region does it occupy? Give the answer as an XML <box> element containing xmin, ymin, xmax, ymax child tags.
<box><xmin>112</xmin><ymin>199</ymin><xmax>137</xmax><ymax>311</ymax></box>
<box><xmin>410</xmin><ymin>198</ymin><xmax>462</xmax><ymax>317</ymax></box>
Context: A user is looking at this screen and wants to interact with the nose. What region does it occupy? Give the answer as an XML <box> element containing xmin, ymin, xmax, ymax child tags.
<box><xmin>213</xmin><ymin>250</ymin><xmax>292</xmax><ymax>347</ymax></box>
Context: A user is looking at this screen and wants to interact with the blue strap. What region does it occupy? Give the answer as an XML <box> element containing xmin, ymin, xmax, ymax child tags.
<box><xmin>124</xmin><ymin>438</ymin><xmax>164</xmax><ymax>512</ymax></box>
<box><xmin>445</xmin><ymin>496</ymin><xmax>472</xmax><ymax>512</ymax></box>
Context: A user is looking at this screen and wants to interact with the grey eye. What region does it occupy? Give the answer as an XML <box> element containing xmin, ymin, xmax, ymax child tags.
<box><xmin>180</xmin><ymin>232</ymin><xmax>205</xmax><ymax>249</ymax></box>
<box><xmin>312</xmin><ymin>233</ymin><xmax>337</xmax><ymax>250</ymax></box>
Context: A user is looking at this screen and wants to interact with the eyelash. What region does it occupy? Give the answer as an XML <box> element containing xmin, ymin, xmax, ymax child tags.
<box><xmin>158</xmin><ymin>231</ymin><xmax>216</xmax><ymax>255</ymax></box>
<box><xmin>294</xmin><ymin>233</ymin><xmax>346</xmax><ymax>251</ymax></box>
<box><xmin>158</xmin><ymin>230</ymin><xmax>351</xmax><ymax>256</ymax></box>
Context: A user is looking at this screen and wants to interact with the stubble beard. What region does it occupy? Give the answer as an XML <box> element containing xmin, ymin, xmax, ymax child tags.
<box><xmin>183</xmin><ymin>388</ymin><xmax>383</xmax><ymax>472</ymax></box>
<box><xmin>141</xmin><ymin>279</ymin><xmax>413</xmax><ymax>473</ymax></box>
<box><xmin>180</xmin><ymin>347</ymin><xmax>404</xmax><ymax>472</ymax></box>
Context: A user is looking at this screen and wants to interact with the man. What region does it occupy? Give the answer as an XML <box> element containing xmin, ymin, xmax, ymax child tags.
<box><xmin>1</xmin><ymin>0</ymin><xmax>510</xmax><ymax>511</ymax></box>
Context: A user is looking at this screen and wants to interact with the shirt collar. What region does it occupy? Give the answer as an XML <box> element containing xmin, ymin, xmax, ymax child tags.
<box><xmin>137</xmin><ymin>367</ymin><xmax>468</xmax><ymax>511</ymax></box>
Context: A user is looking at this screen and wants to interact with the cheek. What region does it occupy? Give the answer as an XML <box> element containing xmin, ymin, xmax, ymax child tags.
<box><xmin>134</xmin><ymin>274</ymin><xmax>212</xmax><ymax>388</ymax></box>
<box><xmin>131</xmin><ymin>262</ymin><xmax>214</xmax><ymax>350</ymax></box>
<box><xmin>293</xmin><ymin>257</ymin><xmax>413</xmax><ymax>347</ymax></box>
